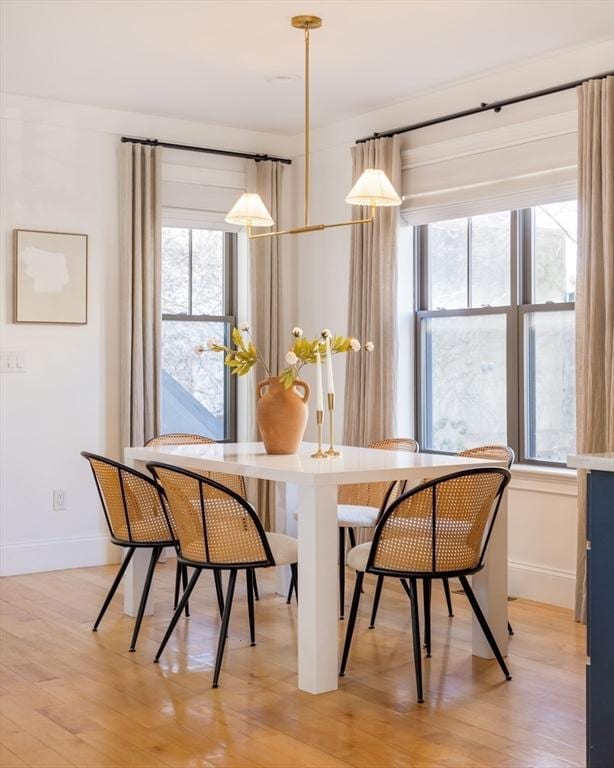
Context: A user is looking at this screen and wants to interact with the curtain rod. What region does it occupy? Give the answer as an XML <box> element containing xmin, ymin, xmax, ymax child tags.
<box><xmin>120</xmin><ymin>136</ymin><xmax>292</xmax><ymax>165</ymax></box>
<box><xmin>356</xmin><ymin>70</ymin><xmax>614</xmax><ymax>144</ymax></box>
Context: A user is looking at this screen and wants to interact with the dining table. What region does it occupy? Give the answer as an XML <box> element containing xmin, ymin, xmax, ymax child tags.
<box><xmin>123</xmin><ymin>441</ymin><xmax>509</xmax><ymax>694</ymax></box>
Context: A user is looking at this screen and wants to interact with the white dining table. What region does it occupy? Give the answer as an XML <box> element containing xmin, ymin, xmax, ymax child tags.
<box><xmin>123</xmin><ymin>441</ymin><xmax>509</xmax><ymax>695</ymax></box>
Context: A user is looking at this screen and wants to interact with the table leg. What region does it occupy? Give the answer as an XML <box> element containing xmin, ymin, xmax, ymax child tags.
<box><xmin>275</xmin><ymin>482</ymin><xmax>299</xmax><ymax>596</ymax></box>
<box><xmin>471</xmin><ymin>489</ymin><xmax>509</xmax><ymax>659</ymax></box>
<box><xmin>297</xmin><ymin>483</ymin><xmax>338</xmax><ymax>694</ymax></box>
<box><xmin>122</xmin><ymin>455</ymin><xmax>155</xmax><ymax>618</ymax></box>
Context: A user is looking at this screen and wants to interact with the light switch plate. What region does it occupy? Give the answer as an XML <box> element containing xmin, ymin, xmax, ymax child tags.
<box><xmin>0</xmin><ymin>352</ymin><xmax>26</xmax><ymax>373</ymax></box>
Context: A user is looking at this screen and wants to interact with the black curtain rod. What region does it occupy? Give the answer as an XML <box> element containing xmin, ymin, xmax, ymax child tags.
<box><xmin>356</xmin><ymin>70</ymin><xmax>614</xmax><ymax>143</ymax></box>
<box><xmin>120</xmin><ymin>136</ymin><xmax>292</xmax><ymax>165</ymax></box>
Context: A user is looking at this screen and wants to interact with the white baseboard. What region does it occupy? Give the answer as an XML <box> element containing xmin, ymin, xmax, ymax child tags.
<box><xmin>0</xmin><ymin>534</ymin><xmax>121</xmax><ymax>576</ymax></box>
<box><xmin>508</xmin><ymin>559</ymin><xmax>576</xmax><ymax>609</ymax></box>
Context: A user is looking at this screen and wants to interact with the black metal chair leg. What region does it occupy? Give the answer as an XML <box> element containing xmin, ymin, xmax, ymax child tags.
<box><xmin>154</xmin><ymin>567</ymin><xmax>201</xmax><ymax>662</ymax></box>
<box><xmin>348</xmin><ymin>528</ymin><xmax>357</xmax><ymax>548</ymax></box>
<box><xmin>93</xmin><ymin>547</ymin><xmax>135</xmax><ymax>631</ymax></box>
<box><xmin>339</xmin><ymin>571</ymin><xmax>364</xmax><ymax>676</ymax></box>
<box><xmin>129</xmin><ymin>546</ymin><xmax>161</xmax><ymax>652</ymax></box>
<box><xmin>290</xmin><ymin>563</ymin><xmax>298</xmax><ymax>603</ymax></box>
<box><xmin>508</xmin><ymin>621</ymin><xmax>514</xmax><ymax>636</ymax></box>
<box><xmin>286</xmin><ymin>572</ymin><xmax>295</xmax><ymax>604</ymax></box>
<box><xmin>423</xmin><ymin>579</ymin><xmax>432</xmax><ymax>657</ymax></box>
<box><xmin>212</xmin><ymin>569</ymin><xmax>238</xmax><ymax>688</ymax></box>
<box><xmin>214</xmin><ymin>570</ymin><xmax>224</xmax><ymax>619</ymax></box>
<box><xmin>443</xmin><ymin>578</ymin><xmax>454</xmax><ymax>617</ymax></box>
<box><xmin>400</xmin><ymin>578</ymin><xmax>411</xmax><ymax>600</ymax></box>
<box><xmin>459</xmin><ymin>575</ymin><xmax>512</xmax><ymax>681</ymax></box>
<box><xmin>246</xmin><ymin>568</ymin><xmax>256</xmax><ymax>646</ymax></box>
<box><xmin>181</xmin><ymin>564</ymin><xmax>190</xmax><ymax>618</ymax></box>
<box><xmin>369</xmin><ymin>574</ymin><xmax>384</xmax><ymax>629</ymax></box>
<box><xmin>408</xmin><ymin>577</ymin><xmax>424</xmax><ymax>703</ymax></box>
<box><xmin>339</xmin><ymin>528</ymin><xmax>346</xmax><ymax>619</ymax></box>
<box><xmin>173</xmin><ymin>559</ymin><xmax>181</xmax><ymax>610</ymax></box>
<box><xmin>251</xmin><ymin>569</ymin><xmax>259</xmax><ymax>601</ymax></box>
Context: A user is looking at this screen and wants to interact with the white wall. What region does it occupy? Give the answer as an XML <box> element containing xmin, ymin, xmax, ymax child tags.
<box><xmin>289</xmin><ymin>41</ymin><xmax>614</xmax><ymax>608</ymax></box>
<box><xmin>0</xmin><ymin>93</ymin><xmax>292</xmax><ymax>575</ymax></box>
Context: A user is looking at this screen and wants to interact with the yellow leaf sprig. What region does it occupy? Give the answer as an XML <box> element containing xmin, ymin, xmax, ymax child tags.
<box><xmin>199</xmin><ymin>325</ymin><xmax>373</xmax><ymax>389</ymax></box>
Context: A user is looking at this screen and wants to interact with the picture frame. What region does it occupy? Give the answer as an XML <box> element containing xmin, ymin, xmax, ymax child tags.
<box><xmin>14</xmin><ymin>229</ymin><xmax>88</xmax><ymax>324</ymax></box>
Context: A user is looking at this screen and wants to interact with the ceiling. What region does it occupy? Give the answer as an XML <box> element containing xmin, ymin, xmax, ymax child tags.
<box><xmin>1</xmin><ymin>0</ymin><xmax>612</xmax><ymax>135</ymax></box>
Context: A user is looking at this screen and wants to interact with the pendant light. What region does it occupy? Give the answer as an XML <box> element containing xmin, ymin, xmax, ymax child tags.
<box><xmin>225</xmin><ymin>15</ymin><xmax>401</xmax><ymax>239</ymax></box>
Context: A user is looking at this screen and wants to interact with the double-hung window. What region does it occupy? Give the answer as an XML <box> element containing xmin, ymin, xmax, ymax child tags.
<box><xmin>415</xmin><ymin>201</ymin><xmax>576</xmax><ymax>465</ymax></box>
<box><xmin>161</xmin><ymin>226</ymin><xmax>237</xmax><ymax>441</ymax></box>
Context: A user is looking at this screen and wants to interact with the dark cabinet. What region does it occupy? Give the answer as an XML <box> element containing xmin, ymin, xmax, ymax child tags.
<box><xmin>586</xmin><ymin>469</ymin><xmax>614</xmax><ymax>768</ymax></box>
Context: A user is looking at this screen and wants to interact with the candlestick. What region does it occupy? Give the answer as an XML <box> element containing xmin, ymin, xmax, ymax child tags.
<box><xmin>310</xmin><ymin>409</ymin><xmax>328</xmax><ymax>458</ymax></box>
<box><xmin>325</xmin><ymin>335</ymin><xmax>335</xmax><ymax>395</ymax></box>
<box><xmin>315</xmin><ymin>350</ymin><xmax>324</xmax><ymax>411</ymax></box>
<box><xmin>325</xmin><ymin>392</ymin><xmax>341</xmax><ymax>457</ymax></box>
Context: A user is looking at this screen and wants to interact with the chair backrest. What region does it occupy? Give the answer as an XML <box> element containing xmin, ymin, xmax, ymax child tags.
<box><xmin>147</xmin><ymin>462</ymin><xmax>274</xmax><ymax>567</ymax></box>
<box><xmin>146</xmin><ymin>433</ymin><xmax>247</xmax><ymax>498</ymax></box>
<box><xmin>459</xmin><ymin>445</ymin><xmax>515</xmax><ymax>469</ymax></box>
<box><xmin>146</xmin><ymin>433</ymin><xmax>214</xmax><ymax>446</ymax></box>
<box><xmin>367</xmin><ymin>467</ymin><xmax>511</xmax><ymax>576</ymax></box>
<box><xmin>81</xmin><ymin>452</ymin><xmax>173</xmax><ymax>545</ymax></box>
<box><xmin>338</xmin><ymin>437</ymin><xmax>419</xmax><ymax>510</ymax></box>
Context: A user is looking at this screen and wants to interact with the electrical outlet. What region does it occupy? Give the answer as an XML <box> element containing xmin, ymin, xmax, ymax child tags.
<box><xmin>53</xmin><ymin>489</ymin><xmax>67</xmax><ymax>511</ymax></box>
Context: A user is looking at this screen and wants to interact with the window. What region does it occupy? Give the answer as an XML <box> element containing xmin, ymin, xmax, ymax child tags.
<box><xmin>161</xmin><ymin>227</ymin><xmax>237</xmax><ymax>440</ymax></box>
<box><xmin>416</xmin><ymin>201</ymin><xmax>576</xmax><ymax>465</ymax></box>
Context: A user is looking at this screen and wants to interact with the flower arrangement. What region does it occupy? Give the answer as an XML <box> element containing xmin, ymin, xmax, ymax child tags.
<box><xmin>196</xmin><ymin>324</ymin><xmax>374</xmax><ymax>389</ymax></box>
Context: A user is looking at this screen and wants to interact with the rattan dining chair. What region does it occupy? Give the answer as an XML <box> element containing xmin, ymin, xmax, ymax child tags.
<box><xmin>147</xmin><ymin>462</ymin><xmax>298</xmax><ymax>688</ymax></box>
<box><xmin>446</xmin><ymin>446</ymin><xmax>515</xmax><ymax>634</ymax></box>
<box><xmin>81</xmin><ymin>452</ymin><xmax>176</xmax><ymax>651</ymax></box>
<box><xmin>287</xmin><ymin>437</ymin><xmax>419</xmax><ymax>618</ymax></box>
<box><xmin>144</xmin><ymin>434</ymin><xmax>260</xmax><ymax>609</ymax></box>
<box><xmin>368</xmin><ymin>443</ymin><xmax>516</xmax><ymax>634</ymax></box>
<box><xmin>339</xmin><ymin>467</ymin><xmax>512</xmax><ymax>703</ymax></box>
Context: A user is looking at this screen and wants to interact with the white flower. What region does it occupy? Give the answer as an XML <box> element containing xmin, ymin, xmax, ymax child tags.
<box><xmin>350</xmin><ymin>338</ymin><xmax>361</xmax><ymax>352</ymax></box>
<box><xmin>365</xmin><ymin>341</ymin><xmax>375</xmax><ymax>352</ymax></box>
<box><xmin>194</xmin><ymin>343</ymin><xmax>206</xmax><ymax>355</ymax></box>
<box><xmin>291</xmin><ymin>327</ymin><xmax>303</xmax><ymax>338</ymax></box>
<box><xmin>239</xmin><ymin>321</ymin><xmax>250</xmax><ymax>332</ymax></box>
<box><xmin>321</xmin><ymin>328</ymin><xmax>331</xmax><ymax>339</ymax></box>
<box><xmin>206</xmin><ymin>339</ymin><xmax>218</xmax><ymax>350</ymax></box>
<box><xmin>285</xmin><ymin>350</ymin><xmax>298</xmax><ymax>366</ymax></box>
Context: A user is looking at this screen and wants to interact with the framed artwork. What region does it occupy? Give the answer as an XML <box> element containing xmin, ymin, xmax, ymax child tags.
<box><xmin>14</xmin><ymin>229</ymin><xmax>88</xmax><ymax>324</ymax></box>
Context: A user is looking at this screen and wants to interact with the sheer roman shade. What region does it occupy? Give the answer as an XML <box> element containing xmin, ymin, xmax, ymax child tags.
<box><xmin>401</xmin><ymin>110</ymin><xmax>577</xmax><ymax>225</ymax></box>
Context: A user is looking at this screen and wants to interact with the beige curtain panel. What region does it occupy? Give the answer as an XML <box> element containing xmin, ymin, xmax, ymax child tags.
<box><xmin>119</xmin><ymin>142</ymin><xmax>162</xmax><ymax>448</ymax></box>
<box><xmin>575</xmin><ymin>76</ymin><xmax>614</xmax><ymax>622</ymax></box>
<box><xmin>343</xmin><ymin>135</ymin><xmax>401</xmax><ymax>446</ymax></box>
<box><xmin>249</xmin><ymin>160</ymin><xmax>285</xmax><ymax>529</ymax></box>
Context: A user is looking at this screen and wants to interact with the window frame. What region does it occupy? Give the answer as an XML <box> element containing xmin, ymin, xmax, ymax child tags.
<box><xmin>414</xmin><ymin>205</ymin><xmax>575</xmax><ymax>467</ymax></box>
<box><xmin>161</xmin><ymin>227</ymin><xmax>238</xmax><ymax>442</ymax></box>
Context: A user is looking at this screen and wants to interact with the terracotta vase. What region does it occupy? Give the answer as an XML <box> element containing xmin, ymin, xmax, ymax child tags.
<box><xmin>256</xmin><ymin>376</ymin><xmax>310</xmax><ymax>455</ymax></box>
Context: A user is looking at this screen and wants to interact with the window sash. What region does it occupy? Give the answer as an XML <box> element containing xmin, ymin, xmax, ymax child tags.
<box><xmin>161</xmin><ymin>229</ymin><xmax>238</xmax><ymax>442</ymax></box>
<box><xmin>414</xmin><ymin>208</ymin><xmax>575</xmax><ymax>466</ymax></box>
<box><xmin>517</xmin><ymin>302</ymin><xmax>574</xmax><ymax>467</ymax></box>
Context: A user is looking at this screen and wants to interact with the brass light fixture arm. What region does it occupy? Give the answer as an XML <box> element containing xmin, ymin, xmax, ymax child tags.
<box><xmin>247</xmin><ymin>205</ymin><xmax>375</xmax><ymax>239</ymax></box>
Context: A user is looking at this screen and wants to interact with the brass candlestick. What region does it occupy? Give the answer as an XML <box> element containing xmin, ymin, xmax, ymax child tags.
<box><xmin>325</xmin><ymin>393</ymin><xmax>341</xmax><ymax>456</ymax></box>
<box><xmin>311</xmin><ymin>410</ymin><xmax>328</xmax><ymax>458</ymax></box>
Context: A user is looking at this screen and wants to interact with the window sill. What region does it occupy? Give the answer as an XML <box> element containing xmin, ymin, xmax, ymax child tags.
<box><xmin>510</xmin><ymin>463</ymin><xmax>577</xmax><ymax>495</ymax></box>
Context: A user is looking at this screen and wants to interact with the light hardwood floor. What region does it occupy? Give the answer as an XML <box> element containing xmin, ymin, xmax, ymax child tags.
<box><xmin>1</xmin><ymin>562</ymin><xmax>585</xmax><ymax>768</ymax></box>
